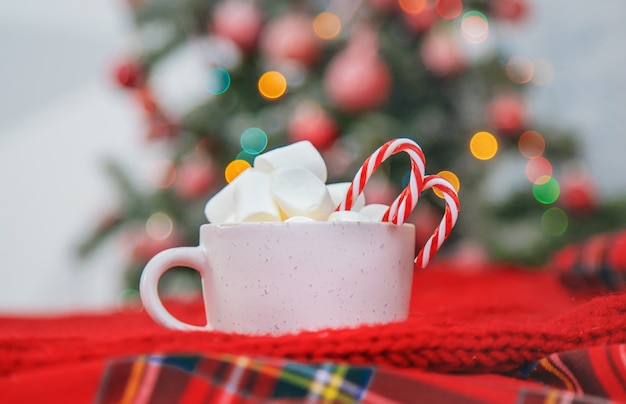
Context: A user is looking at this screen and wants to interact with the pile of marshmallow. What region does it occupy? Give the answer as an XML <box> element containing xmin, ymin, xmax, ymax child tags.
<box><xmin>204</xmin><ymin>141</ymin><xmax>390</xmax><ymax>224</ymax></box>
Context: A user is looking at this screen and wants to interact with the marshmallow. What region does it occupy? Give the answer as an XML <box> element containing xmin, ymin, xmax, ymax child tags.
<box><xmin>234</xmin><ymin>169</ymin><xmax>281</xmax><ymax>222</ymax></box>
<box><xmin>326</xmin><ymin>182</ymin><xmax>366</xmax><ymax>211</ymax></box>
<box><xmin>271</xmin><ymin>168</ymin><xmax>334</xmax><ymax>220</ymax></box>
<box><xmin>359</xmin><ymin>204</ymin><xmax>390</xmax><ymax>222</ymax></box>
<box><xmin>327</xmin><ymin>210</ymin><xmax>370</xmax><ymax>222</ymax></box>
<box><xmin>285</xmin><ymin>216</ymin><xmax>316</xmax><ymax>223</ymax></box>
<box><xmin>254</xmin><ymin>141</ymin><xmax>328</xmax><ymax>183</ymax></box>
<box><xmin>204</xmin><ymin>178</ymin><xmax>238</xmax><ymax>224</ymax></box>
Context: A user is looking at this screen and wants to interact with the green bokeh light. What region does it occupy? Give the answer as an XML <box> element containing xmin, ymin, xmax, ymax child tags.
<box><xmin>206</xmin><ymin>67</ymin><xmax>231</xmax><ymax>95</ymax></box>
<box><xmin>236</xmin><ymin>150</ymin><xmax>256</xmax><ymax>165</ymax></box>
<box><xmin>240</xmin><ymin>127</ymin><xmax>268</xmax><ymax>155</ymax></box>
<box><xmin>541</xmin><ymin>207</ymin><xmax>568</xmax><ymax>236</ymax></box>
<box><xmin>463</xmin><ymin>10</ymin><xmax>488</xmax><ymax>22</ymax></box>
<box><xmin>533</xmin><ymin>176</ymin><xmax>560</xmax><ymax>204</ymax></box>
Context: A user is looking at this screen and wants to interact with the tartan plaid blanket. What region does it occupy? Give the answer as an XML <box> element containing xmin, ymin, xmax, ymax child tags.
<box><xmin>95</xmin><ymin>349</ymin><xmax>625</xmax><ymax>403</ymax></box>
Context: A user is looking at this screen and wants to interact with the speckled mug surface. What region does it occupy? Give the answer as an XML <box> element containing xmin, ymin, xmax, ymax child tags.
<box><xmin>140</xmin><ymin>222</ymin><xmax>416</xmax><ymax>335</ymax></box>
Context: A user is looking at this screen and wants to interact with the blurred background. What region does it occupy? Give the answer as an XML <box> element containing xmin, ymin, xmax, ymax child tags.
<box><xmin>1</xmin><ymin>0</ymin><xmax>625</xmax><ymax>313</ymax></box>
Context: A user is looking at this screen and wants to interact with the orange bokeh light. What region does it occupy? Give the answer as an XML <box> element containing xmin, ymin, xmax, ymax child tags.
<box><xmin>258</xmin><ymin>71</ymin><xmax>287</xmax><ymax>100</ymax></box>
<box><xmin>313</xmin><ymin>12</ymin><xmax>341</xmax><ymax>40</ymax></box>
<box><xmin>399</xmin><ymin>0</ymin><xmax>427</xmax><ymax>14</ymax></box>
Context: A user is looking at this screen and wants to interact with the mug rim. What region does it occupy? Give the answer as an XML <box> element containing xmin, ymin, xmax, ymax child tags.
<box><xmin>201</xmin><ymin>221</ymin><xmax>416</xmax><ymax>229</ymax></box>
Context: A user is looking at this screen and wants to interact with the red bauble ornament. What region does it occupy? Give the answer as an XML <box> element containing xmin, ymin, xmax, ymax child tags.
<box><xmin>322</xmin><ymin>144</ymin><xmax>354</xmax><ymax>178</ymax></box>
<box><xmin>363</xmin><ymin>177</ymin><xmax>399</xmax><ymax>206</ymax></box>
<box><xmin>559</xmin><ymin>173</ymin><xmax>597</xmax><ymax>214</ymax></box>
<box><xmin>492</xmin><ymin>0</ymin><xmax>529</xmax><ymax>22</ymax></box>
<box><xmin>287</xmin><ymin>102</ymin><xmax>339</xmax><ymax>150</ymax></box>
<box><xmin>260</xmin><ymin>13</ymin><xmax>320</xmax><ymax>67</ymax></box>
<box><xmin>486</xmin><ymin>94</ymin><xmax>526</xmax><ymax>133</ymax></box>
<box><xmin>420</xmin><ymin>33</ymin><xmax>465</xmax><ymax>76</ymax></box>
<box><xmin>210</xmin><ymin>1</ymin><xmax>263</xmax><ymax>53</ymax></box>
<box><xmin>403</xmin><ymin>5</ymin><xmax>438</xmax><ymax>33</ymax></box>
<box><xmin>113</xmin><ymin>59</ymin><xmax>143</xmax><ymax>89</ymax></box>
<box><xmin>174</xmin><ymin>161</ymin><xmax>217</xmax><ymax>199</ymax></box>
<box><xmin>324</xmin><ymin>31</ymin><xmax>391</xmax><ymax>113</ymax></box>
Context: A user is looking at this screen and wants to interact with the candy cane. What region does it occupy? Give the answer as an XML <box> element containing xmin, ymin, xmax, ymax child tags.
<box><xmin>414</xmin><ymin>175</ymin><xmax>460</xmax><ymax>269</ymax></box>
<box><xmin>336</xmin><ymin>138</ymin><xmax>426</xmax><ymax>225</ymax></box>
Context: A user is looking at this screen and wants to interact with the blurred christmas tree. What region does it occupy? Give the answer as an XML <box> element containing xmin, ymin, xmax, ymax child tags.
<box><xmin>80</xmin><ymin>0</ymin><xmax>626</xmax><ymax>292</ymax></box>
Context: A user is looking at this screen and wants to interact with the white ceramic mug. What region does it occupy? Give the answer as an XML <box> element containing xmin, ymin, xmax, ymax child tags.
<box><xmin>140</xmin><ymin>221</ymin><xmax>415</xmax><ymax>335</ymax></box>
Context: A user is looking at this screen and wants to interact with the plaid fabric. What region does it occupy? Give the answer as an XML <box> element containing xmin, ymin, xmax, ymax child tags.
<box><xmin>523</xmin><ymin>344</ymin><xmax>626</xmax><ymax>403</ymax></box>
<box><xmin>551</xmin><ymin>231</ymin><xmax>626</xmax><ymax>291</ymax></box>
<box><xmin>96</xmin><ymin>353</ymin><xmax>374</xmax><ymax>404</ymax></box>
<box><xmin>96</xmin><ymin>353</ymin><xmax>616</xmax><ymax>404</ymax></box>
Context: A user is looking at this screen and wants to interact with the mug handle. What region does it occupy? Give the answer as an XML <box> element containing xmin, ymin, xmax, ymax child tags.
<box><xmin>414</xmin><ymin>174</ymin><xmax>461</xmax><ymax>269</ymax></box>
<box><xmin>139</xmin><ymin>246</ymin><xmax>212</xmax><ymax>331</ymax></box>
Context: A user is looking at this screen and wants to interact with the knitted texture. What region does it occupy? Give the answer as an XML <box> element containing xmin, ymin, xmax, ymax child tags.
<box><xmin>1</xmin><ymin>263</ymin><xmax>625</xmax><ymax>379</ymax></box>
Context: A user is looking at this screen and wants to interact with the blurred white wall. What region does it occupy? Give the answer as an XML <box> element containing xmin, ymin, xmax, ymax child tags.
<box><xmin>0</xmin><ymin>0</ymin><xmax>625</xmax><ymax>313</ymax></box>
<box><xmin>0</xmin><ymin>0</ymin><xmax>159</xmax><ymax>312</ymax></box>
<box><xmin>494</xmin><ymin>0</ymin><xmax>626</xmax><ymax>197</ymax></box>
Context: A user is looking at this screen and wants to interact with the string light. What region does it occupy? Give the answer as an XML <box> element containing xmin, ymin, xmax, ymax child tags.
<box><xmin>506</xmin><ymin>56</ymin><xmax>534</xmax><ymax>84</ymax></box>
<box><xmin>541</xmin><ymin>207</ymin><xmax>568</xmax><ymax>236</ymax></box>
<box><xmin>206</xmin><ymin>67</ymin><xmax>231</xmax><ymax>94</ymax></box>
<box><xmin>225</xmin><ymin>159</ymin><xmax>251</xmax><ymax>183</ymax></box>
<box><xmin>518</xmin><ymin>130</ymin><xmax>545</xmax><ymax>158</ymax></box>
<box><xmin>461</xmin><ymin>11</ymin><xmax>489</xmax><ymax>44</ymax></box>
<box><xmin>313</xmin><ymin>12</ymin><xmax>341</xmax><ymax>40</ymax></box>
<box><xmin>525</xmin><ymin>156</ymin><xmax>552</xmax><ymax>184</ymax></box>
<box><xmin>533</xmin><ymin>176</ymin><xmax>560</xmax><ymax>204</ymax></box>
<box><xmin>236</xmin><ymin>150</ymin><xmax>256</xmax><ymax>165</ymax></box>
<box><xmin>240</xmin><ymin>127</ymin><xmax>268</xmax><ymax>154</ymax></box>
<box><xmin>258</xmin><ymin>71</ymin><xmax>287</xmax><ymax>100</ymax></box>
<box><xmin>146</xmin><ymin>212</ymin><xmax>173</xmax><ymax>241</ymax></box>
<box><xmin>435</xmin><ymin>0</ymin><xmax>462</xmax><ymax>20</ymax></box>
<box><xmin>470</xmin><ymin>131</ymin><xmax>498</xmax><ymax>160</ymax></box>
<box><xmin>434</xmin><ymin>170</ymin><xmax>460</xmax><ymax>198</ymax></box>
<box><xmin>399</xmin><ymin>0</ymin><xmax>427</xmax><ymax>14</ymax></box>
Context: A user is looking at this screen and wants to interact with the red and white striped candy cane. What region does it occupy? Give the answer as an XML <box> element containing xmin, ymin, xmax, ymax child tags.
<box><xmin>336</xmin><ymin>138</ymin><xmax>426</xmax><ymax>225</ymax></box>
<box><xmin>414</xmin><ymin>174</ymin><xmax>460</xmax><ymax>269</ymax></box>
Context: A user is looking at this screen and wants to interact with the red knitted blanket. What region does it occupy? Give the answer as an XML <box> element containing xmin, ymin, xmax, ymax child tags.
<box><xmin>1</xmin><ymin>262</ymin><xmax>626</xmax><ymax>403</ymax></box>
<box><xmin>1</xmin><ymin>262</ymin><xmax>624</xmax><ymax>379</ymax></box>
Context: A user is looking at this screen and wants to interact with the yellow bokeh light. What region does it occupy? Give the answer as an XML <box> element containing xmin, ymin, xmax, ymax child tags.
<box><xmin>470</xmin><ymin>131</ymin><xmax>498</xmax><ymax>160</ymax></box>
<box><xmin>225</xmin><ymin>159</ymin><xmax>251</xmax><ymax>183</ymax></box>
<box><xmin>433</xmin><ymin>170</ymin><xmax>460</xmax><ymax>198</ymax></box>
<box><xmin>258</xmin><ymin>71</ymin><xmax>287</xmax><ymax>100</ymax></box>
<box><xmin>399</xmin><ymin>0</ymin><xmax>427</xmax><ymax>14</ymax></box>
<box><xmin>313</xmin><ymin>12</ymin><xmax>341</xmax><ymax>40</ymax></box>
